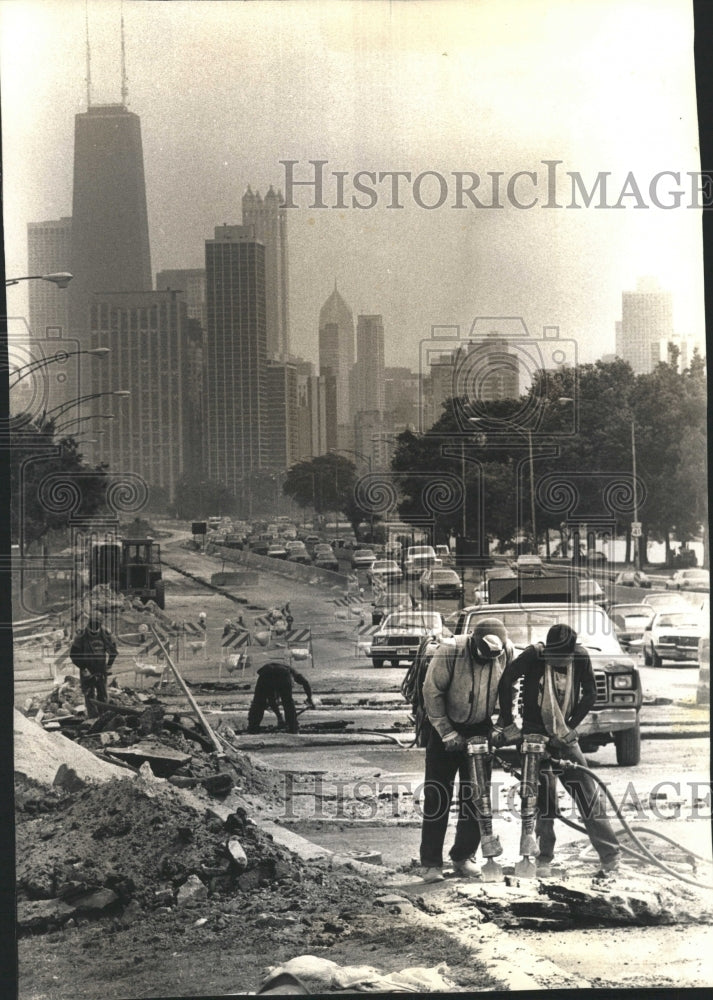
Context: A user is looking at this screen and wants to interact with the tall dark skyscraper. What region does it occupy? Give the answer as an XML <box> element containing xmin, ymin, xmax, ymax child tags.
<box><xmin>318</xmin><ymin>283</ymin><xmax>354</xmax><ymax>450</ymax></box>
<box><xmin>204</xmin><ymin>225</ymin><xmax>266</xmax><ymax>503</ymax></box>
<box><xmin>69</xmin><ymin>103</ymin><xmax>152</xmax><ymax>336</ymax></box>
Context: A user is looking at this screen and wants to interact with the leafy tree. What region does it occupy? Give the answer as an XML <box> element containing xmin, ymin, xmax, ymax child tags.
<box><xmin>171</xmin><ymin>476</ymin><xmax>237</xmax><ymax>520</ymax></box>
<box><xmin>10</xmin><ymin>415</ymin><xmax>108</xmax><ymax>552</ymax></box>
<box><xmin>283</xmin><ymin>454</ymin><xmax>371</xmax><ymax>536</ymax></box>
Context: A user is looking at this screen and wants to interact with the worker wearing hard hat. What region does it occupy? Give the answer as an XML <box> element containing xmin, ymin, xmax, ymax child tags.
<box><xmin>418</xmin><ymin>618</ymin><xmax>514</xmax><ymax>882</ymax></box>
<box><xmin>69</xmin><ymin>612</ymin><xmax>117</xmax><ymax>717</ymax></box>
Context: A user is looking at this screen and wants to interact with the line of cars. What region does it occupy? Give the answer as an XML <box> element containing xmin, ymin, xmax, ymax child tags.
<box><xmin>609</xmin><ymin>586</ymin><xmax>708</xmax><ymax>668</ymax></box>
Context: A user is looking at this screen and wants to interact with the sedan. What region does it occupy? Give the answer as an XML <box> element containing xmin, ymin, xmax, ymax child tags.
<box><xmin>609</xmin><ymin>603</ymin><xmax>655</xmax><ymax>652</ymax></box>
<box><xmin>420</xmin><ymin>568</ymin><xmax>464</xmax><ymax>599</ymax></box>
<box><xmin>615</xmin><ymin>570</ymin><xmax>652</xmax><ymax>588</ymax></box>
<box><xmin>665</xmin><ymin>569</ymin><xmax>710</xmax><ymax>593</ymax></box>
<box><xmin>578</xmin><ymin>577</ymin><xmax>610</xmax><ymax>611</ymax></box>
<box><xmin>351</xmin><ymin>548</ymin><xmax>377</xmax><ymax>569</ymax></box>
<box><xmin>286</xmin><ymin>542</ymin><xmax>311</xmax><ymax>564</ymax></box>
<box><xmin>367</xmin><ymin>559</ymin><xmax>403</xmax><ymax>586</ymax></box>
<box><xmin>266</xmin><ymin>543</ymin><xmax>288</xmax><ymax>559</ymax></box>
<box><xmin>313</xmin><ymin>550</ymin><xmax>340</xmax><ymax>572</ymax></box>
<box><xmin>641</xmin><ymin>591</ymin><xmax>691</xmax><ymax>612</ymax></box>
<box><xmin>642</xmin><ymin>609</ymin><xmax>704</xmax><ymax>667</ymax></box>
<box><xmin>369</xmin><ymin>610</ymin><xmax>444</xmax><ymax>668</ymax></box>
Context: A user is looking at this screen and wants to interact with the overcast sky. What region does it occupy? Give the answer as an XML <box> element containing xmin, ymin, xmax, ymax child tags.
<box><xmin>1</xmin><ymin>0</ymin><xmax>705</xmax><ymax>371</ymax></box>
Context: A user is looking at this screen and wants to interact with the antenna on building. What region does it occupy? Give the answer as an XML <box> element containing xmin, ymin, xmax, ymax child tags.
<box><xmin>120</xmin><ymin>0</ymin><xmax>129</xmax><ymax>107</ymax></box>
<box><xmin>85</xmin><ymin>0</ymin><xmax>92</xmax><ymax>108</ymax></box>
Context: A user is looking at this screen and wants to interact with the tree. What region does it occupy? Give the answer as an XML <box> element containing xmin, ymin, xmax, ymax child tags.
<box><xmin>283</xmin><ymin>454</ymin><xmax>371</xmax><ymax>536</ymax></box>
<box><xmin>171</xmin><ymin>476</ymin><xmax>237</xmax><ymax>520</ymax></box>
<box><xmin>10</xmin><ymin>415</ymin><xmax>108</xmax><ymax>552</ymax></box>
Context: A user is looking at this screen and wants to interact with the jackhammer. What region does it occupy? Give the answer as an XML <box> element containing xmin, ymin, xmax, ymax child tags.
<box><xmin>514</xmin><ymin>733</ymin><xmax>548</xmax><ymax>879</ymax></box>
<box><xmin>464</xmin><ymin>735</ymin><xmax>504</xmax><ymax>882</ymax></box>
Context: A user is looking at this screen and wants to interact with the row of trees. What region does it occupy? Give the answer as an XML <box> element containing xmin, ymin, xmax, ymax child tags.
<box><xmin>389</xmin><ymin>352</ymin><xmax>707</xmax><ymax>564</ymax></box>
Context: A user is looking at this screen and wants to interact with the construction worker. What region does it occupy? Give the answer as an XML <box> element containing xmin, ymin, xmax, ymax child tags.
<box><xmin>69</xmin><ymin>612</ymin><xmax>117</xmax><ymax>717</ymax></box>
<box><xmin>418</xmin><ymin>617</ymin><xmax>513</xmax><ymax>882</ymax></box>
<box><xmin>496</xmin><ymin>623</ymin><xmax>620</xmax><ymax>876</ymax></box>
<box><xmin>246</xmin><ymin>661</ymin><xmax>315</xmax><ymax>734</ymax></box>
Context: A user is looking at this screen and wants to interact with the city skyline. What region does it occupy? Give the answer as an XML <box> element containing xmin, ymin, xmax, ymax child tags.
<box><xmin>2</xmin><ymin>0</ymin><xmax>705</xmax><ymax>374</ymax></box>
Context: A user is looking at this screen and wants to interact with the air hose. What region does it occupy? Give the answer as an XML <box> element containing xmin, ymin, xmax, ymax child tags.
<box><xmin>493</xmin><ymin>749</ymin><xmax>713</xmax><ymax>890</ymax></box>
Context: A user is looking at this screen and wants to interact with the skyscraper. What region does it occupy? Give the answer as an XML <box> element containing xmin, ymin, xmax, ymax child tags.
<box><xmin>88</xmin><ymin>290</ymin><xmax>191</xmax><ymax>499</ymax></box>
<box><xmin>353</xmin><ymin>314</ymin><xmax>385</xmax><ymax>417</ymax></box>
<box><xmin>264</xmin><ymin>359</ymin><xmax>299</xmax><ymax>470</ymax></box>
<box><xmin>156</xmin><ymin>269</ymin><xmax>207</xmax><ymax>331</ymax></box>
<box><xmin>69</xmin><ymin>103</ymin><xmax>152</xmax><ymax>336</ymax></box>
<box><xmin>27</xmin><ymin>217</ymin><xmax>72</xmax><ymax>338</ymax></box>
<box><xmin>616</xmin><ymin>277</ymin><xmax>674</xmax><ymax>374</ymax></box>
<box><xmin>242</xmin><ymin>186</ymin><xmax>290</xmax><ymax>360</ymax></box>
<box><xmin>204</xmin><ymin>225</ymin><xmax>266</xmax><ymax>501</ymax></box>
<box><xmin>318</xmin><ymin>283</ymin><xmax>354</xmax><ymax>445</ymax></box>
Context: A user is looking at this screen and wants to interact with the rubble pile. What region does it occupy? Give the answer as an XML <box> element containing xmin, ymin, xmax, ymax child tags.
<box><xmin>25</xmin><ymin>678</ymin><xmax>284</xmax><ymax>796</ymax></box>
<box><xmin>15</xmin><ymin>771</ymin><xmax>387</xmax><ymax>939</ymax></box>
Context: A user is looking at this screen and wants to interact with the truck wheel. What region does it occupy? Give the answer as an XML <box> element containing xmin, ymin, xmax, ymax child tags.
<box><xmin>651</xmin><ymin>648</ymin><xmax>663</xmax><ymax>669</ymax></box>
<box><xmin>614</xmin><ymin>718</ymin><xmax>641</xmax><ymax>766</ymax></box>
<box><xmin>643</xmin><ymin>645</ymin><xmax>652</xmax><ymax>666</ymax></box>
<box><xmin>154</xmin><ymin>580</ymin><xmax>165</xmax><ymax>610</ymax></box>
<box><xmin>372</xmin><ymin>658</ymin><xmax>384</xmax><ymax>668</ymax></box>
<box><xmin>390</xmin><ymin>659</ymin><xmax>400</xmax><ymax>668</ymax></box>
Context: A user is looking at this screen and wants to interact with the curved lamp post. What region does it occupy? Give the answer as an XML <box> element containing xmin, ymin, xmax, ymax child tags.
<box><xmin>53</xmin><ymin>413</ymin><xmax>115</xmax><ymax>435</ymax></box>
<box><xmin>41</xmin><ymin>390</ymin><xmax>130</xmax><ymax>425</ymax></box>
<box><xmin>9</xmin><ymin>347</ymin><xmax>110</xmax><ymax>389</ymax></box>
<box><xmin>5</xmin><ymin>272</ymin><xmax>73</xmax><ymax>289</ymax></box>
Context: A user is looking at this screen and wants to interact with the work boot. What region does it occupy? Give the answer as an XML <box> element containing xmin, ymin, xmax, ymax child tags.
<box><xmin>536</xmin><ymin>860</ymin><xmax>553</xmax><ymax>878</ymax></box>
<box><xmin>421</xmin><ymin>867</ymin><xmax>445</xmax><ymax>883</ymax></box>
<box><xmin>596</xmin><ymin>854</ymin><xmax>620</xmax><ymax>876</ymax></box>
<box><xmin>451</xmin><ymin>857</ymin><xmax>480</xmax><ymax>878</ymax></box>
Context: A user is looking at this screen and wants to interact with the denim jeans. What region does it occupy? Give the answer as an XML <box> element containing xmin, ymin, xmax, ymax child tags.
<box><xmin>536</xmin><ymin>740</ymin><xmax>619</xmax><ymax>865</ymax></box>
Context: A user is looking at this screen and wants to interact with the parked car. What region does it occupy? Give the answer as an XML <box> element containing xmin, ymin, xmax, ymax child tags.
<box><xmin>609</xmin><ymin>603</ymin><xmax>655</xmax><ymax>652</ymax></box>
<box><xmin>665</xmin><ymin>569</ymin><xmax>710</xmax><ymax>593</ymax></box>
<box><xmin>420</xmin><ymin>567</ymin><xmax>464</xmax><ymax>599</ymax></box>
<box><xmin>313</xmin><ymin>550</ymin><xmax>339</xmax><ymax>571</ymax></box>
<box><xmin>584</xmin><ymin>549</ymin><xmax>608</xmax><ymax>565</ymax></box>
<box><xmin>266</xmin><ymin>543</ymin><xmax>288</xmax><ymax>559</ymax></box>
<box><xmin>367</xmin><ymin>559</ymin><xmax>403</xmax><ymax>586</ymax></box>
<box><xmin>403</xmin><ymin>545</ymin><xmax>442</xmax><ymax>579</ymax></box>
<box><xmin>371</xmin><ymin>590</ymin><xmax>413</xmax><ymax>626</ymax></box>
<box><xmin>446</xmin><ymin>600</ymin><xmax>643</xmax><ymax>765</ymax></box>
<box><xmin>352</xmin><ymin>547</ymin><xmax>377</xmax><ymax>569</ymax></box>
<box><xmin>642</xmin><ymin>609</ymin><xmax>704</xmax><ymax>667</ymax></box>
<box><xmin>514</xmin><ymin>554</ymin><xmax>545</xmax><ymax>576</ymax></box>
<box><xmin>369</xmin><ymin>609</ymin><xmax>445</xmax><ymax>668</ymax></box>
<box><xmin>615</xmin><ymin>570</ymin><xmax>652</xmax><ymax>589</ymax></box>
<box><xmin>286</xmin><ymin>541</ymin><xmax>311</xmax><ymax>564</ymax></box>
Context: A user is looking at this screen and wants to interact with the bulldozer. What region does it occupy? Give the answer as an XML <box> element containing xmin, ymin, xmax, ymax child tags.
<box><xmin>89</xmin><ymin>537</ymin><xmax>165</xmax><ymax>609</ymax></box>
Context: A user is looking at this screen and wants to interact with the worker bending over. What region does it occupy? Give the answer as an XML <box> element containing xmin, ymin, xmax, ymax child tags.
<box><xmin>247</xmin><ymin>661</ymin><xmax>314</xmax><ymax>734</ymax></box>
<box><xmin>69</xmin><ymin>612</ymin><xmax>117</xmax><ymax>717</ymax></box>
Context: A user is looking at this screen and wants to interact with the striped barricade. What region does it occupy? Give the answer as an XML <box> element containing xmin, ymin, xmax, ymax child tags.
<box><xmin>219</xmin><ymin>627</ymin><xmax>252</xmax><ymax>677</ymax></box>
<box><xmin>182</xmin><ymin>620</ymin><xmax>208</xmax><ymax>659</ymax></box>
<box><xmin>282</xmin><ymin>624</ymin><xmax>313</xmax><ymax>667</ymax></box>
<box><xmin>354</xmin><ymin>622</ymin><xmax>380</xmax><ymax>657</ymax></box>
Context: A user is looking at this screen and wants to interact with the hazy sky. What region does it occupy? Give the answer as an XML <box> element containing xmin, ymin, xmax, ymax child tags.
<box><xmin>1</xmin><ymin>0</ymin><xmax>704</xmax><ymax>371</ymax></box>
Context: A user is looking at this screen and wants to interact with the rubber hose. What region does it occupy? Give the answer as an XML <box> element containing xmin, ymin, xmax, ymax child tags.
<box><xmin>554</xmin><ymin>756</ymin><xmax>713</xmax><ymax>890</ymax></box>
<box><xmin>495</xmin><ymin>751</ymin><xmax>712</xmax><ymax>884</ymax></box>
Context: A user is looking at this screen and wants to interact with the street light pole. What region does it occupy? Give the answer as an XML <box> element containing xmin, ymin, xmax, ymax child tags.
<box><xmin>631</xmin><ymin>417</ymin><xmax>640</xmax><ymax>571</ymax></box>
<box><xmin>9</xmin><ymin>347</ymin><xmax>110</xmax><ymax>389</ymax></box>
<box><xmin>528</xmin><ymin>429</ymin><xmax>537</xmax><ymax>554</ymax></box>
<box><xmin>41</xmin><ymin>389</ymin><xmax>130</xmax><ymax>425</ymax></box>
<box><xmin>5</xmin><ymin>272</ymin><xmax>73</xmax><ymax>289</ymax></box>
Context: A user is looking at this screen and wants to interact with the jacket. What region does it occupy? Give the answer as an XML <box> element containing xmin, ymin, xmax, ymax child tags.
<box><xmin>69</xmin><ymin>626</ymin><xmax>117</xmax><ymax>674</ymax></box>
<box><xmin>497</xmin><ymin>642</ymin><xmax>596</xmax><ymax>735</ymax></box>
<box><xmin>422</xmin><ymin>634</ymin><xmax>513</xmax><ymax>740</ymax></box>
<box><xmin>257</xmin><ymin>661</ymin><xmax>313</xmax><ymax>701</ymax></box>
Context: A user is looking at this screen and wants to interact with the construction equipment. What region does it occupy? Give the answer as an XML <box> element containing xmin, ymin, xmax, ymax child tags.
<box><xmin>90</xmin><ymin>537</ymin><xmax>165</xmax><ymax>609</ymax></box>
<box><xmin>515</xmin><ymin>733</ymin><xmax>548</xmax><ymax>878</ymax></box>
<box><xmin>464</xmin><ymin>736</ymin><xmax>503</xmax><ymax>882</ymax></box>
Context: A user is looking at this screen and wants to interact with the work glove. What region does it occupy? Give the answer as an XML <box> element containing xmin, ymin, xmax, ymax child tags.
<box><xmin>498</xmin><ymin>722</ymin><xmax>522</xmax><ymax>746</ymax></box>
<box><xmin>442</xmin><ymin>732</ymin><xmax>469</xmax><ymax>752</ymax></box>
<box><xmin>561</xmin><ymin>727</ymin><xmax>579</xmax><ymax>745</ymax></box>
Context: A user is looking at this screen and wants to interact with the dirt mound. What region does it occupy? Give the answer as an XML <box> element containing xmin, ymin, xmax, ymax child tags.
<box><xmin>16</xmin><ymin>773</ymin><xmax>301</xmax><ymax>918</ymax></box>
